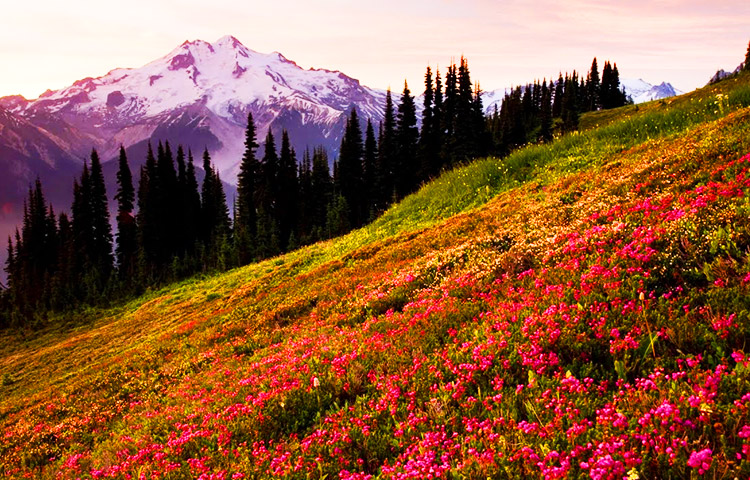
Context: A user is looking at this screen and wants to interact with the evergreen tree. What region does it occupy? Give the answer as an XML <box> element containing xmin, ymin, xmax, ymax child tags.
<box><xmin>395</xmin><ymin>81</ymin><xmax>419</xmax><ymax>198</ymax></box>
<box><xmin>88</xmin><ymin>149</ymin><xmax>114</xmax><ymax>292</ymax></box>
<box><xmin>201</xmin><ymin>149</ymin><xmax>231</xmax><ymax>240</ymax></box>
<box><xmin>155</xmin><ymin>141</ymin><xmax>179</xmax><ymax>265</ymax></box>
<box><xmin>552</xmin><ymin>73</ymin><xmax>565</xmax><ymax>118</ymax></box>
<box><xmin>441</xmin><ymin>63</ymin><xmax>458</xmax><ymax>165</ymax></box>
<box><xmin>258</xmin><ymin>131</ymin><xmax>279</xmax><ymax>215</ymax></box>
<box><xmin>71</xmin><ymin>161</ymin><xmax>97</xmax><ymax>300</ymax></box>
<box><xmin>200</xmin><ymin>149</ymin><xmax>232</xmax><ymax>269</ymax></box>
<box><xmin>326</xmin><ymin>194</ymin><xmax>350</xmax><ymax>239</ymax></box>
<box><xmin>337</xmin><ymin>109</ymin><xmax>365</xmax><ymax>226</ymax></box>
<box><xmin>601</xmin><ymin>61</ymin><xmax>615</xmax><ymax>109</ymax></box>
<box><xmin>453</xmin><ymin>57</ymin><xmax>478</xmax><ymax>162</ymax></box>
<box><xmin>115</xmin><ymin>146</ymin><xmax>137</xmax><ymax>282</ymax></box>
<box><xmin>587</xmin><ymin>57</ymin><xmax>601</xmax><ymax>111</ymax></box>
<box><xmin>72</xmin><ymin>162</ymin><xmax>92</xmax><ymax>274</ymax></box>
<box><xmin>137</xmin><ymin>144</ymin><xmax>159</xmax><ymax>281</ymax></box>
<box><xmin>297</xmin><ymin>149</ymin><xmax>314</xmax><ymax>243</ymax></box>
<box><xmin>4</xmin><ymin>237</ymin><xmax>15</xmax><ymax>315</ymax></box>
<box><xmin>277</xmin><ymin>130</ymin><xmax>299</xmax><ymax>249</ymax></box>
<box><xmin>184</xmin><ymin>150</ymin><xmax>202</xmax><ymax>257</ymax></box>
<box><xmin>255</xmin><ymin>132</ymin><xmax>279</xmax><ymax>259</ymax></box>
<box><xmin>611</xmin><ymin>63</ymin><xmax>628</xmax><ymax>107</ymax></box>
<box><xmin>377</xmin><ymin>89</ymin><xmax>397</xmax><ymax>210</ymax></box>
<box><xmin>174</xmin><ymin>145</ymin><xmax>188</xmax><ymax>256</ymax></box>
<box><xmin>310</xmin><ymin>147</ymin><xmax>332</xmax><ymax>239</ymax></box>
<box><xmin>561</xmin><ymin>73</ymin><xmax>580</xmax><ymax>132</ymax></box>
<box><xmin>432</xmin><ymin>69</ymin><xmax>444</xmax><ymax>170</ymax></box>
<box><xmin>418</xmin><ymin>66</ymin><xmax>435</xmax><ymax>181</ymax></box>
<box><xmin>363</xmin><ymin>119</ymin><xmax>378</xmax><ymax>219</ymax></box>
<box><xmin>745</xmin><ymin>40</ymin><xmax>750</xmax><ymax>71</ymax></box>
<box><xmin>235</xmin><ymin>112</ymin><xmax>259</xmax><ymax>264</ymax></box>
<box><xmin>539</xmin><ymin>80</ymin><xmax>553</xmax><ymax>142</ymax></box>
<box><xmin>12</xmin><ymin>180</ymin><xmax>58</xmax><ymax>312</ymax></box>
<box><xmin>51</xmin><ymin>213</ymin><xmax>75</xmax><ymax>310</ymax></box>
<box><xmin>472</xmin><ymin>82</ymin><xmax>489</xmax><ymax>157</ymax></box>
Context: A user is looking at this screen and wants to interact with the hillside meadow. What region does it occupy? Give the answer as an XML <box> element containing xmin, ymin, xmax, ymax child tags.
<box><xmin>2</xmin><ymin>74</ymin><xmax>750</xmax><ymax>478</ymax></box>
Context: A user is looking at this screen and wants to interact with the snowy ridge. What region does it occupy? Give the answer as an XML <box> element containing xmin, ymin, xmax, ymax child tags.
<box><xmin>30</xmin><ymin>35</ymin><xmax>384</xmax><ymax>124</ymax></box>
<box><xmin>7</xmin><ymin>36</ymin><xmax>386</xmax><ymax>180</ymax></box>
<box><xmin>619</xmin><ymin>78</ymin><xmax>682</xmax><ymax>104</ymax></box>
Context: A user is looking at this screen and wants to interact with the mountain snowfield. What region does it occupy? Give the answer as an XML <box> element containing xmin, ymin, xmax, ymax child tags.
<box><xmin>619</xmin><ymin>78</ymin><xmax>683</xmax><ymax>104</ymax></box>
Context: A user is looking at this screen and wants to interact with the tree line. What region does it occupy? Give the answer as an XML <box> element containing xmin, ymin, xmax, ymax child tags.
<box><xmin>488</xmin><ymin>58</ymin><xmax>630</xmax><ymax>155</ymax></box>
<box><xmin>0</xmin><ymin>56</ymin><xmax>629</xmax><ymax>328</ymax></box>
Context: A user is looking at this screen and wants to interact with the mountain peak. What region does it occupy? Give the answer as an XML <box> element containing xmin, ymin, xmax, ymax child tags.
<box><xmin>214</xmin><ymin>35</ymin><xmax>243</xmax><ymax>49</ymax></box>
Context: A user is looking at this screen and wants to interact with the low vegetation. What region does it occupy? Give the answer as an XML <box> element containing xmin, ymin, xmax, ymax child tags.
<box><xmin>2</xmin><ymin>74</ymin><xmax>750</xmax><ymax>479</ymax></box>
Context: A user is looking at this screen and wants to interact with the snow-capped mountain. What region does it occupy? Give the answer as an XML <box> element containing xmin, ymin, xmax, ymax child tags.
<box><xmin>0</xmin><ymin>36</ymin><xmax>392</xmax><ymax>282</ymax></box>
<box><xmin>4</xmin><ymin>35</ymin><xmax>386</xmax><ymax>181</ymax></box>
<box><xmin>619</xmin><ymin>78</ymin><xmax>683</xmax><ymax>104</ymax></box>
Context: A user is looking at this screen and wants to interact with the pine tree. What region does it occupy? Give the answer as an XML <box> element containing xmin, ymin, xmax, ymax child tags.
<box><xmin>184</xmin><ymin>150</ymin><xmax>202</xmax><ymax>256</ymax></box>
<box><xmin>395</xmin><ymin>81</ymin><xmax>419</xmax><ymax>198</ymax></box>
<box><xmin>310</xmin><ymin>147</ymin><xmax>332</xmax><ymax>239</ymax></box>
<box><xmin>418</xmin><ymin>66</ymin><xmax>435</xmax><ymax>181</ymax></box>
<box><xmin>611</xmin><ymin>63</ymin><xmax>628</xmax><ymax>107</ymax></box>
<box><xmin>587</xmin><ymin>57</ymin><xmax>601</xmax><ymax>111</ymax></box>
<box><xmin>137</xmin><ymin>144</ymin><xmax>159</xmax><ymax>281</ymax></box>
<box><xmin>539</xmin><ymin>80</ymin><xmax>553</xmax><ymax>142</ymax></box>
<box><xmin>258</xmin><ymin>131</ymin><xmax>279</xmax><ymax>216</ymax></box>
<box><xmin>201</xmin><ymin>149</ymin><xmax>231</xmax><ymax>240</ymax></box>
<box><xmin>441</xmin><ymin>63</ymin><xmax>458</xmax><ymax>165</ymax></box>
<box><xmin>51</xmin><ymin>213</ymin><xmax>75</xmax><ymax>310</ymax></box>
<box><xmin>253</xmin><ymin>130</ymin><xmax>280</xmax><ymax>259</ymax></box>
<box><xmin>561</xmin><ymin>73</ymin><xmax>580</xmax><ymax>132</ymax></box>
<box><xmin>115</xmin><ymin>146</ymin><xmax>137</xmax><ymax>282</ymax></box>
<box><xmin>155</xmin><ymin>141</ymin><xmax>179</xmax><ymax>265</ymax></box>
<box><xmin>200</xmin><ymin>149</ymin><xmax>231</xmax><ymax>269</ymax></box>
<box><xmin>601</xmin><ymin>61</ymin><xmax>614</xmax><ymax>109</ymax></box>
<box><xmin>4</xmin><ymin>237</ymin><xmax>15</xmax><ymax>311</ymax></box>
<box><xmin>235</xmin><ymin>112</ymin><xmax>259</xmax><ymax>264</ymax></box>
<box><xmin>552</xmin><ymin>73</ymin><xmax>564</xmax><ymax>118</ymax></box>
<box><xmin>325</xmin><ymin>194</ymin><xmax>350</xmax><ymax>239</ymax></box>
<box><xmin>71</xmin><ymin>162</ymin><xmax>96</xmax><ymax>301</ymax></box>
<box><xmin>453</xmin><ymin>57</ymin><xmax>478</xmax><ymax>163</ymax></box>
<box><xmin>277</xmin><ymin>130</ymin><xmax>299</xmax><ymax>249</ymax></box>
<box><xmin>745</xmin><ymin>40</ymin><xmax>750</xmax><ymax>71</ymax></box>
<box><xmin>472</xmin><ymin>82</ymin><xmax>488</xmax><ymax>157</ymax></box>
<box><xmin>363</xmin><ymin>119</ymin><xmax>378</xmax><ymax>220</ymax></box>
<box><xmin>174</xmin><ymin>145</ymin><xmax>188</xmax><ymax>256</ymax></box>
<box><xmin>12</xmin><ymin>179</ymin><xmax>58</xmax><ymax>312</ymax></box>
<box><xmin>87</xmin><ymin>149</ymin><xmax>114</xmax><ymax>292</ymax></box>
<box><xmin>337</xmin><ymin>109</ymin><xmax>365</xmax><ymax>227</ymax></box>
<box><xmin>297</xmin><ymin>149</ymin><xmax>314</xmax><ymax>243</ymax></box>
<box><xmin>432</xmin><ymin>69</ymin><xmax>444</xmax><ymax>171</ymax></box>
<box><xmin>377</xmin><ymin>89</ymin><xmax>397</xmax><ymax>210</ymax></box>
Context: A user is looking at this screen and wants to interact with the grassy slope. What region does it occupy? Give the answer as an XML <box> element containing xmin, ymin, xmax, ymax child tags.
<box><xmin>1</xmin><ymin>74</ymin><xmax>750</xmax><ymax>478</ymax></box>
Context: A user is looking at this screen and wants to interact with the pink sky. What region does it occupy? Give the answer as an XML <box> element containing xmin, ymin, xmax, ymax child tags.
<box><xmin>1</xmin><ymin>0</ymin><xmax>748</xmax><ymax>99</ymax></box>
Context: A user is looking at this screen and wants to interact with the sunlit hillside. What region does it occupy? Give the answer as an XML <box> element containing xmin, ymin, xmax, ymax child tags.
<box><xmin>2</xmin><ymin>73</ymin><xmax>750</xmax><ymax>478</ymax></box>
